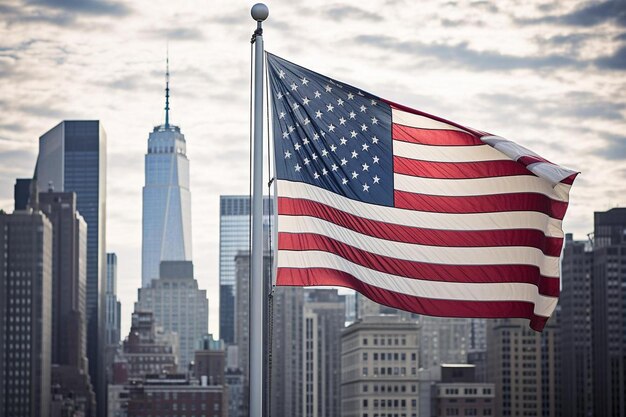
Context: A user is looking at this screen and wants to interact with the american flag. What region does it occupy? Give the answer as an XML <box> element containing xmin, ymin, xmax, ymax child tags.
<box><xmin>267</xmin><ymin>53</ymin><xmax>577</xmax><ymax>331</ymax></box>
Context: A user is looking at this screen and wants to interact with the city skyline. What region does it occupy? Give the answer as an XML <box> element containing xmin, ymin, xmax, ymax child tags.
<box><xmin>1</xmin><ymin>0</ymin><xmax>625</xmax><ymax>337</ymax></box>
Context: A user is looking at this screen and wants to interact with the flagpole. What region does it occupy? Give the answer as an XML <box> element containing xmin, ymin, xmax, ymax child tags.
<box><xmin>250</xmin><ymin>3</ymin><xmax>268</xmax><ymax>417</ymax></box>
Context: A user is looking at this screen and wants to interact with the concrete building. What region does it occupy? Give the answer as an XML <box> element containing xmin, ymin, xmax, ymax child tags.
<box><xmin>35</xmin><ymin>120</ymin><xmax>107</xmax><ymax>411</ymax></box>
<box><xmin>559</xmin><ymin>233</ymin><xmax>594</xmax><ymax>417</ymax></box>
<box><xmin>0</xmin><ymin>210</ymin><xmax>53</xmax><ymax>417</ymax></box>
<box><xmin>218</xmin><ymin>195</ymin><xmax>272</xmax><ymax>344</ymax></box>
<box><xmin>136</xmin><ymin>261</ymin><xmax>208</xmax><ymax>371</ymax></box>
<box><xmin>419</xmin><ymin>316</ymin><xmax>471</xmax><ymax>369</ymax></box>
<box><xmin>193</xmin><ymin>334</ymin><xmax>226</xmax><ymax>386</ymax></box>
<box><xmin>427</xmin><ymin>364</ymin><xmax>495</xmax><ymax>417</ymax></box>
<box><xmin>141</xmin><ymin>61</ymin><xmax>192</xmax><ymax>288</ymax></box>
<box><xmin>591</xmin><ymin>208</ymin><xmax>626</xmax><ymax>417</ymax></box>
<box><xmin>105</xmin><ymin>253</ymin><xmax>122</xmax><ymax>347</ymax></box>
<box><xmin>341</xmin><ymin>315</ymin><xmax>420</xmax><ymax>417</ymax></box>
<box><xmin>486</xmin><ymin>318</ymin><xmax>558</xmax><ymax>417</ymax></box>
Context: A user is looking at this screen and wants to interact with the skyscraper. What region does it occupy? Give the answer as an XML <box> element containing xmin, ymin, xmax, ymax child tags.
<box><xmin>0</xmin><ymin>210</ymin><xmax>53</xmax><ymax>417</ymax></box>
<box><xmin>219</xmin><ymin>195</ymin><xmax>272</xmax><ymax>344</ymax></box>
<box><xmin>105</xmin><ymin>253</ymin><xmax>121</xmax><ymax>347</ymax></box>
<box><xmin>591</xmin><ymin>208</ymin><xmax>626</xmax><ymax>417</ymax></box>
<box><xmin>141</xmin><ymin>58</ymin><xmax>192</xmax><ymax>288</ymax></box>
<box><xmin>35</xmin><ymin>120</ymin><xmax>107</xmax><ymax>413</ymax></box>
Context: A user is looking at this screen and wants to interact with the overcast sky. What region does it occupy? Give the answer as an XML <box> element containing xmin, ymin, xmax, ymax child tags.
<box><xmin>1</xmin><ymin>0</ymin><xmax>624</xmax><ymax>337</ymax></box>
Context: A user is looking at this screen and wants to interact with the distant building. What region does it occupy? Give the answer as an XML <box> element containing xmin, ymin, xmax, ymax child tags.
<box><xmin>35</xmin><ymin>120</ymin><xmax>107</xmax><ymax>411</ymax></box>
<box><xmin>0</xmin><ymin>210</ymin><xmax>53</xmax><ymax>417</ymax></box>
<box><xmin>193</xmin><ymin>334</ymin><xmax>226</xmax><ymax>386</ymax></box>
<box><xmin>427</xmin><ymin>364</ymin><xmax>495</xmax><ymax>417</ymax></box>
<box><xmin>559</xmin><ymin>233</ymin><xmax>593</xmax><ymax>417</ymax></box>
<box><xmin>13</xmin><ymin>178</ymin><xmax>33</xmax><ymax>211</ymax></box>
<box><xmin>591</xmin><ymin>208</ymin><xmax>626</xmax><ymax>417</ymax></box>
<box><xmin>419</xmin><ymin>317</ymin><xmax>471</xmax><ymax>369</ymax></box>
<box><xmin>136</xmin><ymin>261</ymin><xmax>208</xmax><ymax>371</ymax></box>
<box><xmin>487</xmin><ymin>318</ymin><xmax>558</xmax><ymax>417</ymax></box>
<box><xmin>105</xmin><ymin>253</ymin><xmax>122</xmax><ymax>347</ymax></box>
<box><xmin>38</xmin><ymin>191</ymin><xmax>95</xmax><ymax>416</ymax></box>
<box><xmin>341</xmin><ymin>315</ymin><xmax>420</xmax><ymax>417</ymax></box>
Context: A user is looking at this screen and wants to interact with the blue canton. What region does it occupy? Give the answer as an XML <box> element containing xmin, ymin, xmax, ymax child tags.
<box><xmin>268</xmin><ymin>53</ymin><xmax>394</xmax><ymax>207</ymax></box>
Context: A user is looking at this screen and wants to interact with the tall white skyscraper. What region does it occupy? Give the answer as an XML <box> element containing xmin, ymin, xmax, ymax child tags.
<box><xmin>142</xmin><ymin>58</ymin><xmax>192</xmax><ymax>287</ymax></box>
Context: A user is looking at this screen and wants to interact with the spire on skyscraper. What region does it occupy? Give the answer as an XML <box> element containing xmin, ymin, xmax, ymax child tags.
<box><xmin>165</xmin><ymin>49</ymin><xmax>170</xmax><ymax>128</ymax></box>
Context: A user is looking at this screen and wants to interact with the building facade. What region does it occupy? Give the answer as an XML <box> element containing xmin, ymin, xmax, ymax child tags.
<box><xmin>487</xmin><ymin>318</ymin><xmax>558</xmax><ymax>417</ymax></box>
<box><xmin>105</xmin><ymin>253</ymin><xmax>121</xmax><ymax>347</ymax></box>
<box><xmin>136</xmin><ymin>261</ymin><xmax>208</xmax><ymax>371</ymax></box>
<box><xmin>141</xmin><ymin>64</ymin><xmax>192</xmax><ymax>288</ymax></box>
<box><xmin>35</xmin><ymin>120</ymin><xmax>107</xmax><ymax>410</ymax></box>
<box><xmin>341</xmin><ymin>315</ymin><xmax>420</xmax><ymax>417</ymax></box>
<box><xmin>0</xmin><ymin>211</ymin><xmax>53</xmax><ymax>417</ymax></box>
<box><xmin>591</xmin><ymin>208</ymin><xmax>626</xmax><ymax>417</ymax></box>
<box><xmin>419</xmin><ymin>316</ymin><xmax>471</xmax><ymax>369</ymax></box>
<box><xmin>428</xmin><ymin>364</ymin><xmax>495</xmax><ymax>417</ymax></box>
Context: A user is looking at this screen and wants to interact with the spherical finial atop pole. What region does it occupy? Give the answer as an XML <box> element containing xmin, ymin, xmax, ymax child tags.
<box><xmin>251</xmin><ymin>3</ymin><xmax>269</xmax><ymax>22</ymax></box>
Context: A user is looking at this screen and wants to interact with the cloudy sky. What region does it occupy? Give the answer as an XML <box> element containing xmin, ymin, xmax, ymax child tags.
<box><xmin>1</xmin><ymin>0</ymin><xmax>624</xmax><ymax>336</ymax></box>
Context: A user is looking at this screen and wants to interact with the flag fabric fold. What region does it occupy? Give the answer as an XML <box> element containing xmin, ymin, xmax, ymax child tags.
<box><xmin>267</xmin><ymin>52</ymin><xmax>577</xmax><ymax>331</ymax></box>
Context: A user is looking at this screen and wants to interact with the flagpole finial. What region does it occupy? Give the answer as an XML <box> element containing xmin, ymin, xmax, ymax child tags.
<box><xmin>251</xmin><ymin>3</ymin><xmax>269</xmax><ymax>22</ymax></box>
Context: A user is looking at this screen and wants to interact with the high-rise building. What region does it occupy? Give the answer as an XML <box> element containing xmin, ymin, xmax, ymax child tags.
<box><xmin>35</xmin><ymin>120</ymin><xmax>107</xmax><ymax>411</ymax></box>
<box><xmin>38</xmin><ymin>191</ymin><xmax>95</xmax><ymax>415</ymax></box>
<box><xmin>340</xmin><ymin>315</ymin><xmax>420</xmax><ymax>417</ymax></box>
<box><xmin>487</xmin><ymin>318</ymin><xmax>559</xmax><ymax>417</ymax></box>
<box><xmin>136</xmin><ymin>261</ymin><xmax>208</xmax><ymax>371</ymax></box>
<box><xmin>419</xmin><ymin>317</ymin><xmax>471</xmax><ymax>369</ymax></box>
<box><xmin>219</xmin><ymin>195</ymin><xmax>272</xmax><ymax>344</ymax></box>
<box><xmin>559</xmin><ymin>233</ymin><xmax>593</xmax><ymax>417</ymax></box>
<box><xmin>0</xmin><ymin>210</ymin><xmax>53</xmax><ymax>417</ymax></box>
<box><xmin>591</xmin><ymin>208</ymin><xmax>626</xmax><ymax>417</ymax></box>
<box><xmin>105</xmin><ymin>253</ymin><xmax>121</xmax><ymax>347</ymax></box>
<box><xmin>141</xmin><ymin>59</ymin><xmax>192</xmax><ymax>288</ymax></box>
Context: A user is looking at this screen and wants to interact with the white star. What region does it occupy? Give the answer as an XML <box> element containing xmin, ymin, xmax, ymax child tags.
<box><xmin>294</xmin><ymin>143</ymin><xmax>301</xmax><ymax>151</ymax></box>
<box><xmin>372</xmin><ymin>155</ymin><xmax>380</xmax><ymax>163</ymax></box>
<box><xmin>282</xmin><ymin>131</ymin><xmax>289</xmax><ymax>139</ymax></box>
<box><xmin>294</xmin><ymin>163</ymin><xmax>301</xmax><ymax>172</ymax></box>
<box><xmin>351</xmin><ymin>150</ymin><xmax>359</xmax><ymax>159</ymax></box>
<box><xmin>312</xmin><ymin>153</ymin><xmax>318</xmax><ymax>160</ymax></box>
<box><xmin>360</xmin><ymin>105</ymin><xmax>367</xmax><ymax>112</ymax></box>
<box><xmin>371</xmin><ymin>117</ymin><xmax>378</xmax><ymax>124</ymax></box>
<box><xmin>320</xmin><ymin>131</ymin><xmax>326</xmax><ymax>137</ymax></box>
<box><xmin>325</xmin><ymin>84</ymin><xmax>332</xmax><ymax>93</ymax></box>
<box><xmin>279</xmin><ymin>111</ymin><xmax>286</xmax><ymax>119</ymax></box>
<box><xmin>339</xmin><ymin>137</ymin><xmax>347</xmax><ymax>145</ymax></box>
<box><xmin>342</xmin><ymin>178</ymin><xmax>349</xmax><ymax>185</ymax></box>
<box><xmin>326</xmin><ymin>103</ymin><xmax>334</xmax><ymax>112</ymax></box>
<box><xmin>339</xmin><ymin>117</ymin><xmax>346</xmax><ymax>125</ymax></box>
<box><xmin>347</xmin><ymin>92</ymin><xmax>354</xmax><ymax>100</ymax></box>
<box><xmin>337</xmin><ymin>98</ymin><xmax>344</xmax><ymax>106</ymax></box>
<box><xmin>278</xmin><ymin>69</ymin><xmax>286</xmax><ymax>79</ymax></box>
<box><xmin>313</xmin><ymin>133</ymin><xmax>319</xmax><ymax>140</ymax></box>
<box><xmin>284</xmin><ymin>150</ymin><xmax>291</xmax><ymax>159</ymax></box>
<box><xmin>372</xmin><ymin>136</ymin><xmax>379</xmax><ymax>144</ymax></box>
<box><xmin>315</xmin><ymin>110</ymin><xmax>323</xmax><ymax>119</ymax></box>
<box><xmin>362</xmin><ymin>163</ymin><xmax>369</xmax><ymax>171</ymax></box>
<box><xmin>371</xmin><ymin>99</ymin><xmax>377</xmax><ymax>106</ymax></box>
<box><xmin>349</xmin><ymin>111</ymin><xmax>356</xmax><ymax>119</ymax></box>
<box><xmin>314</xmin><ymin>90</ymin><xmax>322</xmax><ymax>98</ymax></box>
<box><xmin>277</xmin><ymin>92</ymin><xmax>283</xmax><ymax>99</ymax></box>
<box><xmin>362</xmin><ymin>143</ymin><xmax>370</xmax><ymax>151</ymax></box>
<box><xmin>340</xmin><ymin>158</ymin><xmax>348</xmax><ymax>166</ymax></box>
<box><xmin>302</xmin><ymin>97</ymin><xmax>310</xmax><ymax>105</ymax></box>
<box><xmin>328</xmin><ymin>124</ymin><xmax>336</xmax><ymax>132</ymax></box>
<box><xmin>303</xmin><ymin>157</ymin><xmax>310</xmax><ymax>165</ymax></box>
<box><xmin>351</xmin><ymin>171</ymin><xmax>359</xmax><ymax>179</ymax></box>
<box><xmin>288</xmin><ymin>125</ymin><xmax>294</xmax><ymax>133</ymax></box>
<box><xmin>290</xmin><ymin>82</ymin><xmax>298</xmax><ymax>91</ymax></box>
<box><xmin>292</xmin><ymin>103</ymin><xmax>300</xmax><ymax>111</ymax></box>
<box><xmin>301</xmin><ymin>77</ymin><xmax>309</xmax><ymax>85</ymax></box>
<box><xmin>350</xmin><ymin>130</ymin><xmax>358</xmax><ymax>138</ymax></box>
<box><xmin>331</xmin><ymin>164</ymin><xmax>338</xmax><ymax>171</ymax></box>
<box><xmin>303</xmin><ymin>138</ymin><xmax>310</xmax><ymax>145</ymax></box>
<box><xmin>303</xmin><ymin>118</ymin><xmax>311</xmax><ymax>125</ymax></box>
<box><xmin>330</xmin><ymin>144</ymin><xmax>337</xmax><ymax>152</ymax></box>
<box><xmin>321</xmin><ymin>149</ymin><xmax>329</xmax><ymax>157</ymax></box>
<box><xmin>373</xmin><ymin>175</ymin><xmax>380</xmax><ymax>184</ymax></box>
<box><xmin>362</xmin><ymin>183</ymin><xmax>370</xmax><ymax>192</ymax></box>
<box><xmin>314</xmin><ymin>172</ymin><xmax>320</xmax><ymax>179</ymax></box>
<box><xmin>361</xmin><ymin>124</ymin><xmax>368</xmax><ymax>132</ymax></box>
<box><xmin>322</xmin><ymin>168</ymin><xmax>328</xmax><ymax>175</ymax></box>
<box><xmin>357</xmin><ymin>91</ymin><xmax>364</xmax><ymax>96</ymax></box>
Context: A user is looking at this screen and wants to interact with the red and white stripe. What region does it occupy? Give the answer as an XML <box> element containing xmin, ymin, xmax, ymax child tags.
<box><xmin>276</xmin><ymin>102</ymin><xmax>577</xmax><ymax>331</ymax></box>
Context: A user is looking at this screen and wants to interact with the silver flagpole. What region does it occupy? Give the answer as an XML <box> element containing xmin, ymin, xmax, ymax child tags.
<box><xmin>250</xmin><ymin>3</ymin><xmax>268</xmax><ymax>417</ymax></box>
